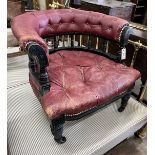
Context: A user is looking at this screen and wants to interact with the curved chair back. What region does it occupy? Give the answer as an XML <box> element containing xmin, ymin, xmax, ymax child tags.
<box><xmin>12</xmin><ymin>9</ymin><xmax>131</xmax><ymax>54</ymax></box>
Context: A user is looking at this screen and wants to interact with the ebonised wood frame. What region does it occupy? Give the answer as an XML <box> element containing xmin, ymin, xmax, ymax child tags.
<box><xmin>50</xmin><ymin>85</ymin><xmax>134</xmax><ymax>144</ymax></box>
<box><xmin>26</xmin><ymin>26</ymin><xmax>134</xmax><ymax>144</ymax></box>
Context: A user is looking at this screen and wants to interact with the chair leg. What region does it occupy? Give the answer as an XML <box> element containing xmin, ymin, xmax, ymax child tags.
<box><xmin>118</xmin><ymin>89</ymin><xmax>132</xmax><ymax>112</ymax></box>
<box><xmin>50</xmin><ymin>116</ymin><xmax>66</xmax><ymax>144</ymax></box>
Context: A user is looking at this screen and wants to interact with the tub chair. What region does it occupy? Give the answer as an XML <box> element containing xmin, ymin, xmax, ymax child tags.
<box><xmin>11</xmin><ymin>9</ymin><xmax>141</xmax><ymax>144</ymax></box>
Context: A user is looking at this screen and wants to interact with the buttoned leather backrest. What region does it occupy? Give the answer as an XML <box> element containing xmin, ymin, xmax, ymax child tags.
<box><xmin>11</xmin><ymin>9</ymin><xmax>129</xmax><ymax>53</ymax></box>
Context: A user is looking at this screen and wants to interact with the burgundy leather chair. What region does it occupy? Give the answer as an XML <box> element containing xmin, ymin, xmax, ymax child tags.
<box><xmin>11</xmin><ymin>9</ymin><xmax>140</xmax><ymax>144</ymax></box>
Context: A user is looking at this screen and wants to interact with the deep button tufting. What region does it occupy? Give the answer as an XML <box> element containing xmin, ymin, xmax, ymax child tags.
<box><xmin>80</xmin><ymin>67</ymin><xmax>87</xmax><ymax>83</ymax></box>
<box><xmin>113</xmin><ymin>18</ymin><xmax>118</xmax><ymax>21</ymax></box>
<box><xmin>12</xmin><ymin>9</ymin><xmax>136</xmax><ymax>119</ymax></box>
<box><xmin>72</xmin><ymin>18</ymin><xmax>75</xmax><ymax>22</ymax></box>
<box><xmin>99</xmin><ymin>22</ymin><xmax>102</xmax><ymax>27</ymax></box>
<box><xmin>11</xmin><ymin>9</ymin><xmax>130</xmax><ymax>52</ymax></box>
<box><xmin>38</xmin><ymin>50</ymin><xmax>141</xmax><ymax>119</ymax></box>
<box><xmin>108</xmin><ymin>25</ymin><xmax>113</xmax><ymax>30</ymax></box>
<box><xmin>48</xmin><ymin>24</ymin><xmax>54</xmax><ymax>30</ymax></box>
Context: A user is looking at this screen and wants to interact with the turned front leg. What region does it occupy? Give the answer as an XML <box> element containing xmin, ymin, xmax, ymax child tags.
<box><xmin>50</xmin><ymin>116</ymin><xmax>66</xmax><ymax>144</ymax></box>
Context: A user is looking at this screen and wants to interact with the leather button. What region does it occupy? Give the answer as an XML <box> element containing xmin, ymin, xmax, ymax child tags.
<box><xmin>113</xmin><ymin>18</ymin><xmax>117</xmax><ymax>21</ymax></box>
<box><xmin>108</xmin><ymin>25</ymin><xmax>112</xmax><ymax>30</ymax></box>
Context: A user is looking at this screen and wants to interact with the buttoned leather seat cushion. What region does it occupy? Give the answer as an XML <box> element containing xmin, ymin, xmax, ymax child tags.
<box><xmin>29</xmin><ymin>50</ymin><xmax>140</xmax><ymax>119</ymax></box>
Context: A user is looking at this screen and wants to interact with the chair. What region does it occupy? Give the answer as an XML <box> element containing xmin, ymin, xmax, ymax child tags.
<box><xmin>11</xmin><ymin>9</ymin><xmax>141</xmax><ymax>144</ymax></box>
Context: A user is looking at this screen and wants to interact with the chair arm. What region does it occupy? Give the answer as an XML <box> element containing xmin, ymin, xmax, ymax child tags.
<box><xmin>119</xmin><ymin>26</ymin><xmax>133</xmax><ymax>47</ymax></box>
<box><xmin>11</xmin><ymin>12</ymin><xmax>48</xmax><ymax>53</ymax></box>
<box><xmin>26</xmin><ymin>42</ymin><xmax>49</xmax><ymax>69</ymax></box>
<box><xmin>26</xmin><ymin>42</ymin><xmax>50</xmax><ymax>95</ymax></box>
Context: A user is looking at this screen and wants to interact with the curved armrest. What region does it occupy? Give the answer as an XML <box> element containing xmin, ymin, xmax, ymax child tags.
<box><xmin>11</xmin><ymin>9</ymin><xmax>131</xmax><ymax>50</ymax></box>
<box><xmin>11</xmin><ymin>12</ymin><xmax>48</xmax><ymax>53</ymax></box>
<box><xmin>26</xmin><ymin>42</ymin><xmax>50</xmax><ymax>95</ymax></box>
<box><xmin>26</xmin><ymin>42</ymin><xmax>49</xmax><ymax>70</ymax></box>
<box><xmin>119</xmin><ymin>26</ymin><xmax>133</xmax><ymax>47</ymax></box>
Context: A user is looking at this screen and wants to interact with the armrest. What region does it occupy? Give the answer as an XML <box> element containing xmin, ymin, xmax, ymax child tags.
<box><xmin>116</xmin><ymin>26</ymin><xmax>133</xmax><ymax>63</ymax></box>
<box><xmin>11</xmin><ymin>13</ymin><xmax>50</xmax><ymax>95</ymax></box>
<box><xmin>26</xmin><ymin>42</ymin><xmax>49</xmax><ymax>70</ymax></box>
<box><xmin>26</xmin><ymin>42</ymin><xmax>50</xmax><ymax>95</ymax></box>
<box><xmin>11</xmin><ymin>12</ymin><xmax>48</xmax><ymax>53</ymax></box>
<box><xmin>119</xmin><ymin>26</ymin><xmax>133</xmax><ymax>47</ymax></box>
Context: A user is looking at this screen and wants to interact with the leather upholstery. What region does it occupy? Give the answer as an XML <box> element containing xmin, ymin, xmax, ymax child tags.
<box><xmin>11</xmin><ymin>9</ymin><xmax>129</xmax><ymax>53</ymax></box>
<box><xmin>11</xmin><ymin>9</ymin><xmax>140</xmax><ymax>120</ymax></box>
<box><xmin>29</xmin><ymin>50</ymin><xmax>140</xmax><ymax>119</ymax></box>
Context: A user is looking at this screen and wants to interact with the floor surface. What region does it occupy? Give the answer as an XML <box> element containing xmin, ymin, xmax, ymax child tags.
<box><xmin>7</xmin><ymin>54</ymin><xmax>147</xmax><ymax>155</ymax></box>
<box><xmin>105</xmin><ymin>136</ymin><xmax>147</xmax><ymax>155</ymax></box>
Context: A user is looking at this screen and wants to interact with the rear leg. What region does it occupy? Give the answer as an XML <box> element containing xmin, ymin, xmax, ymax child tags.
<box><xmin>118</xmin><ymin>88</ymin><xmax>133</xmax><ymax>112</ymax></box>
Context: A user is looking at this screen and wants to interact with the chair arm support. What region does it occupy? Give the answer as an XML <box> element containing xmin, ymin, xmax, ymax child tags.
<box><xmin>119</xmin><ymin>26</ymin><xmax>133</xmax><ymax>47</ymax></box>
<box><xmin>26</xmin><ymin>42</ymin><xmax>49</xmax><ymax>68</ymax></box>
<box><xmin>26</xmin><ymin>42</ymin><xmax>51</xmax><ymax>95</ymax></box>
